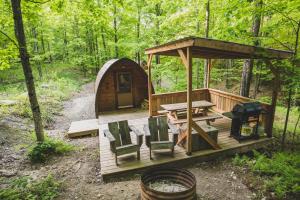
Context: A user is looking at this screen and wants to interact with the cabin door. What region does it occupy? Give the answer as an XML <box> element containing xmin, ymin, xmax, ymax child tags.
<box><xmin>116</xmin><ymin>72</ymin><xmax>133</xmax><ymax>108</ymax></box>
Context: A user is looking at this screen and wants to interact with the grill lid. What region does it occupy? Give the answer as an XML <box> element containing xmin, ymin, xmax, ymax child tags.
<box><xmin>232</xmin><ymin>102</ymin><xmax>264</xmax><ymax>114</ymax></box>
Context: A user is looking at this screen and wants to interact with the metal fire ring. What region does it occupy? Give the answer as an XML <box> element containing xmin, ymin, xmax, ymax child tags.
<box><xmin>140</xmin><ymin>167</ymin><xmax>197</xmax><ymax>200</ymax></box>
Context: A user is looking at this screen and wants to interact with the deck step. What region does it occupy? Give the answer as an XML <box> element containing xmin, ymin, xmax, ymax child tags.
<box><xmin>68</xmin><ymin>119</ymin><xmax>99</xmax><ymax>138</ymax></box>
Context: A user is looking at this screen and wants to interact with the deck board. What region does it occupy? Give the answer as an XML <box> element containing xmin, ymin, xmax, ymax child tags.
<box><xmin>68</xmin><ymin>119</ymin><xmax>99</xmax><ymax>138</ymax></box>
<box><xmin>98</xmin><ymin>111</ymin><xmax>272</xmax><ymax>180</ymax></box>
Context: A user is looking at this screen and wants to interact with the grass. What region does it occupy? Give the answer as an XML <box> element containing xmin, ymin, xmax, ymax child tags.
<box><xmin>233</xmin><ymin>150</ymin><xmax>300</xmax><ymax>199</ymax></box>
<box><xmin>28</xmin><ymin>137</ymin><xmax>75</xmax><ymax>163</ymax></box>
<box><xmin>0</xmin><ymin>62</ymin><xmax>94</xmax><ymax>126</ymax></box>
<box><xmin>0</xmin><ymin>175</ymin><xmax>61</xmax><ymax>200</ymax></box>
<box><xmin>273</xmin><ymin>107</ymin><xmax>300</xmax><ymax>141</ymax></box>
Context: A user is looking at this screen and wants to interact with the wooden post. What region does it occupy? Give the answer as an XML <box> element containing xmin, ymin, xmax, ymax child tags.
<box><xmin>177</xmin><ymin>47</ymin><xmax>193</xmax><ymax>155</ymax></box>
<box><xmin>147</xmin><ymin>54</ymin><xmax>153</xmax><ymax>116</ymax></box>
<box><xmin>206</xmin><ymin>59</ymin><xmax>212</xmax><ymax>88</ymax></box>
<box><xmin>265</xmin><ymin>60</ymin><xmax>279</xmax><ymax>138</ymax></box>
<box><xmin>186</xmin><ymin>47</ymin><xmax>193</xmax><ymax>155</ymax></box>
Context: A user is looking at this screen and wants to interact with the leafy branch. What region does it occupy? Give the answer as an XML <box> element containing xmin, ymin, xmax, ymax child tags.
<box><xmin>25</xmin><ymin>0</ymin><xmax>51</xmax><ymax>4</ymax></box>
<box><xmin>0</xmin><ymin>30</ymin><xmax>19</xmax><ymax>48</ymax></box>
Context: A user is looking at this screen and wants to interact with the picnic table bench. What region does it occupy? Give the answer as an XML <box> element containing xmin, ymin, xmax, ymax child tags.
<box><xmin>160</xmin><ymin>100</ymin><xmax>220</xmax><ymax>125</ymax></box>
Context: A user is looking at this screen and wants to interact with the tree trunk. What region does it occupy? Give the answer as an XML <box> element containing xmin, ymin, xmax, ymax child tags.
<box><xmin>292</xmin><ymin>113</ymin><xmax>300</xmax><ymax>150</ymax></box>
<box><xmin>95</xmin><ymin>33</ymin><xmax>100</xmax><ymax>72</ymax></box>
<box><xmin>155</xmin><ymin>3</ymin><xmax>162</xmax><ymax>87</ymax></box>
<box><xmin>47</xmin><ymin>41</ymin><xmax>52</xmax><ymax>63</ymax></box>
<box><xmin>281</xmin><ymin>90</ymin><xmax>292</xmax><ymax>149</ymax></box>
<box><xmin>32</xmin><ymin>27</ymin><xmax>42</xmax><ymax>79</ymax></box>
<box><xmin>253</xmin><ymin>61</ymin><xmax>262</xmax><ymax>99</ymax></box>
<box><xmin>281</xmin><ymin>21</ymin><xmax>300</xmax><ymax>148</ymax></box>
<box><xmin>113</xmin><ymin>4</ymin><xmax>118</xmax><ymax>58</ymax></box>
<box><xmin>240</xmin><ymin>0</ymin><xmax>262</xmax><ymax>97</ymax></box>
<box><xmin>203</xmin><ymin>0</ymin><xmax>210</xmax><ymax>88</ymax></box>
<box><xmin>11</xmin><ymin>0</ymin><xmax>44</xmax><ymax>142</ymax></box>
<box><xmin>195</xmin><ymin>6</ymin><xmax>201</xmax><ymax>88</ymax></box>
<box><xmin>136</xmin><ymin>3</ymin><xmax>141</xmax><ymax>65</ymax></box>
<box><xmin>63</xmin><ymin>28</ymin><xmax>68</xmax><ymax>60</ymax></box>
<box><xmin>40</xmin><ymin>26</ymin><xmax>46</xmax><ymax>54</ymax></box>
<box><xmin>226</xmin><ymin>59</ymin><xmax>232</xmax><ymax>89</ymax></box>
<box><xmin>101</xmin><ymin>26</ymin><xmax>107</xmax><ymax>58</ymax></box>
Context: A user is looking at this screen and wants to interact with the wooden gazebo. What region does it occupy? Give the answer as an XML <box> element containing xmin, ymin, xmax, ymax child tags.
<box><xmin>145</xmin><ymin>36</ymin><xmax>293</xmax><ymax>155</ymax></box>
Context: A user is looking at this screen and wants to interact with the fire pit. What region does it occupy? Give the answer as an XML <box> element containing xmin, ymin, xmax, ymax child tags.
<box><xmin>140</xmin><ymin>167</ymin><xmax>196</xmax><ymax>200</ymax></box>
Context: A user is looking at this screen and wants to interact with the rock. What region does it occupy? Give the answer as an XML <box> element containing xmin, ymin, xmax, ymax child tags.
<box><xmin>271</xmin><ymin>192</ymin><xmax>276</xmax><ymax>198</ymax></box>
<box><xmin>0</xmin><ymin>100</ymin><xmax>17</xmax><ymax>106</ymax></box>
<box><xmin>41</xmin><ymin>84</ymin><xmax>50</xmax><ymax>89</ymax></box>
<box><xmin>0</xmin><ymin>169</ymin><xmax>17</xmax><ymax>177</ymax></box>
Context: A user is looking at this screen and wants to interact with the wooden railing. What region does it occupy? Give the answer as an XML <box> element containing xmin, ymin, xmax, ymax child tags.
<box><xmin>208</xmin><ymin>88</ymin><xmax>255</xmax><ymax>113</ymax></box>
<box><xmin>208</xmin><ymin>88</ymin><xmax>272</xmax><ymax>137</ymax></box>
<box><xmin>150</xmin><ymin>88</ymin><xmax>273</xmax><ymax>137</ymax></box>
<box><xmin>151</xmin><ymin>89</ymin><xmax>209</xmax><ymax>115</ymax></box>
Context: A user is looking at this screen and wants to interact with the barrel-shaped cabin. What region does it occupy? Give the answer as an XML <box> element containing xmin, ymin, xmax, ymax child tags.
<box><xmin>95</xmin><ymin>58</ymin><xmax>152</xmax><ymax>116</ymax></box>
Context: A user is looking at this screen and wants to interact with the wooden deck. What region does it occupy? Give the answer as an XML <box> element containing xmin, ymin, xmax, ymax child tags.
<box><xmin>99</xmin><ymin>110</ymin><xmax>273</xmax><ymax>180</ymax></box>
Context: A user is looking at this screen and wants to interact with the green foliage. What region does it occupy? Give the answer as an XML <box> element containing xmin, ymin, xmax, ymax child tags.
<box><xmin>232</xmin><ymin>154</ymin><xmax>250</xmax><ymax>166</ymax></box>
<box><xmin>28</xmin><ymin>138</ymin><xmax>74</xmax><ymax>163</ymax></box>
<box><xmin>273</xmin><ymin>106</ymin><xmax>300</xmax><ymax>142</ymax></box>
<box><xmin>0</xmin><ymin>64</ymin><xmax>90</xmax><ymax>126</ymax></box>
<box><xmin>233</xmin><ymin>150</ymin><xmax>300</xmax><ymax>198</ymax></box>
<box><xmin>0</xmin><ymin>175</ymin><xmax>60</xmax><ymax>200</ymax></box>
<box><xmin>0</xmin><ymin>44</ymin><xmax>18</xmax><ymax>70</ymax></box>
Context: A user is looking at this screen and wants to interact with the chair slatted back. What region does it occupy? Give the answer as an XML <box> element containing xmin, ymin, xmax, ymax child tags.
<box><xmin>158</xmin><ymin>116</ymin><xmax>169</xmax><ymax>141</ymax></box>
<box><xmin>118</xmin><ymin>120</ymin><xmax>132</xmax><ymax>145</ymax></box>
<box><xmin>148</xmin><ymin>116</ymin><xmax>169</xmax><ymax>141</ymax></box>
<box><xmin>108</xmin><ymin>122</ymin><xmax>121</xmax><ymax>147</ymax></box>
<box><xmin>148</xmin><ymin>117</ymin><xmax>159</xmax><ymax>141</ymax></box>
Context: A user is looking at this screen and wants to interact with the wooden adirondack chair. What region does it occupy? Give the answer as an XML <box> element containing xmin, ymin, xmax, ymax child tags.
<box><xmin>143</xmin><ymin>116</ymin><xmax>180</xmax><ymax>160</ymax></box>
<box><xmin>103</xmin><ymin>120</ymin><xmax>143</xmax><ymax>165</ymax></box>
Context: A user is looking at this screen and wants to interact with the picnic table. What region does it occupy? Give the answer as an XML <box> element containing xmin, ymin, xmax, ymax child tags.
<box><xmin>160</xmin><ymin>100</ymin><xmax>223</xmax><ymax>146</ymax></box>
<box><xmin>160</xmin><ymin>100</ymin><xmax>222</xmax><ymax>125</ymax></box>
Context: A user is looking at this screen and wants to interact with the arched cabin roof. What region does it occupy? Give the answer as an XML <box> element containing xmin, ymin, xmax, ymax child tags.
<box><xmin>95</xmin><ymin>58</ymin><xmax>152</xmax><ymax>117</ymax></box>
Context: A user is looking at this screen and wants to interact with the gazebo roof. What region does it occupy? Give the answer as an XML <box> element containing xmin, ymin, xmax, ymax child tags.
<box><xmin>145</xmin><ymin>36</ymin><xmax>294</xmax><ymax>59</ymax></box>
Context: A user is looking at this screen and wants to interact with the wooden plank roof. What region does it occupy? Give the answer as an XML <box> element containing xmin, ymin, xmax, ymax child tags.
<box><xmin>145</xmin><ymin>36</ymin><xmax>294</xmax><ymax>59</ymax></box>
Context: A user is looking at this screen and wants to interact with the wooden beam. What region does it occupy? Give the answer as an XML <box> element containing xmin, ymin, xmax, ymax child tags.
<box><xmin>145</xmin><ymin>37</ymin><xmax>293</xmax><ymax>59</ymax></box>
<box><xmin>186</xmin><ymin>47</ymin><xmax>192</xmax><ymax>155</ymax></box>
<box><xmin>147</xmin><ymin>54</ymin><xmax>153</xmax><ymax>116</ymax></box>
<box><xmin>177</xmin><ymin>49</ymin><xmax>188</xmax><ymax>69</ymax></box>
<box><xmin>145</xmin><ymin>38</ymin><xmax>195</xmax><ymax>55</ymax></box>
<box><xmin>191</xmin><ymin>121</ymin><xmax>221</xmax><ymax>149</ymax></box>
<box><xmin>193</xmin><ymin>38</ymin><xmax>293</xmax><ymax>59</ymax></box>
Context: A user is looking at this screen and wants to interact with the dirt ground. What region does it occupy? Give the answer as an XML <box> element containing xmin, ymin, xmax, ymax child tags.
<box><xmin>0</xmin><ymin>83</ymin><xmax>263</xmax><ymax>200</ymax></box>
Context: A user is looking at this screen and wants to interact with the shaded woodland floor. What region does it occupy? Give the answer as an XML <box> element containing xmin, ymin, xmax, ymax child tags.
<box><xmin>1</xmin><ymin>83</ymin><xmax>269</xmax><ymax>200</ymax></box>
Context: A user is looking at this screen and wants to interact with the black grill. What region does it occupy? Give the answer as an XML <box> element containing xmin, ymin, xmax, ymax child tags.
<box><xmin>224</xmin><ymin>102</ymin><xmax>265</xmax><ymax>142</ymax></box>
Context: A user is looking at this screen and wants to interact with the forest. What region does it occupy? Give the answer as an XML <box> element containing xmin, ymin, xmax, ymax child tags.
<box><xmin>0</xmin><ymin>0</ymin><xmax>300</xmax><ymax>199</ymax></box>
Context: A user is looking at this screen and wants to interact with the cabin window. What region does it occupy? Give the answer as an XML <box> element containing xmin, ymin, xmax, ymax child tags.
<box><xmin>117</xmin><ymin>72</ymin><xmax>132</xmax><ymax>93</ymax></box>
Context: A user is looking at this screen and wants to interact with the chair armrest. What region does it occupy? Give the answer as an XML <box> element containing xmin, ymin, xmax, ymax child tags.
<box><xmin>103</xmin><ymin>130</ymin><xmax>115</xmax><ymax>142</ymax></box>
<box><xmin>143</xmin><ymin>124</ymin><xmax>151</xmax><ymax>136</ymax></box>
<box><xmin>129</xmin><ymin>125</ymin><xmax>143</xmax><ymax>147</ymax></box>
<box><xmin>143</xmin><ymin>124</ymin><xmax>151</xmax><ymax>147</ymax></box>
<box><xmin>103</xmin><ymin>129</ymin><xmax>116</xmax><ymax>153</ymax></box>
<box><xmin>129</xmin><ymin>125</ymin><xmax>143</xmax><ymax>136</ymax></box>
